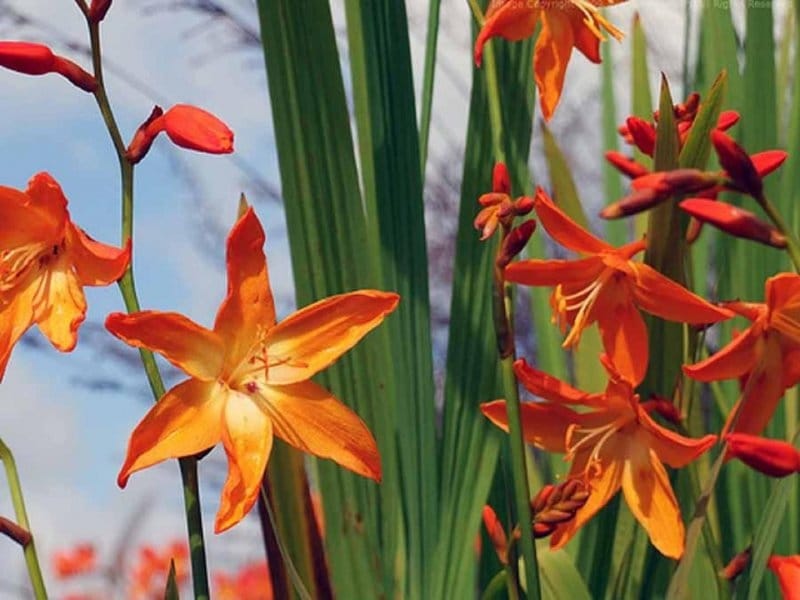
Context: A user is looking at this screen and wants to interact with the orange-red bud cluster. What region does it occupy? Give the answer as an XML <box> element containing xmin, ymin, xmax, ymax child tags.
<box><xmin>530</xmin><ymin>478</ymin><xmax>590</xmax><ymax>539</ymax></box>
<box><xmin>474</xmin><ymin>162</ymin><xmax>534</xmax><ymax>240</ymax></box>
<box><xmin>0</xmin><ymin>41</ymin><xmax>97</xmax><ymax>92</ymax></box>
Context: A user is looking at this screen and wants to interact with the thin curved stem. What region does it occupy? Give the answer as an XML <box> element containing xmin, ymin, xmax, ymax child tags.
<box><xmin>85</xmin><ymin>18</ymin><xmax>210</xmax><ymax>600</ymax></box>
<box><xmin>0</xmin><ymin>439</ymin><xmax>47</xmax><ymax>600</ymax></box>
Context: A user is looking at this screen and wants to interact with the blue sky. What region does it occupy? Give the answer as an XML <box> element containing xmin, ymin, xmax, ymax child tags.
<box><xmin>0</xmin><ymin>0</ymin><xmax>746</xmax><ymax>596</ymax></box>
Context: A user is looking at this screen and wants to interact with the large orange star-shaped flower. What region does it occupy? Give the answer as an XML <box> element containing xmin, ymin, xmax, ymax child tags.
<box><xmin>0</xmin><ymin>172</ymin><xmax>130</xmax><ymax>378</ymax></box>
<box><xmin>106</xmin><ymin>208</ymin><xmax>398</xmax><ymax>532</ymax></box>
<box><xmin>473</xmin><ymin>0</ymin><xmax>626</xmax><ymax>120</ymax></box>
<box><xmin>684</xmin><ymin>273</ymin><xmax>800</xmax><ymax>437</ymax></box>
<box><xmin>504</xmin><ymin>188</ymin><xmax>732</xmax><ymax>383</ymax></box>
<box><xmin>481</xmin><ymin>355</ymin><xmax>716</xmax><ymax>558</ymax></box>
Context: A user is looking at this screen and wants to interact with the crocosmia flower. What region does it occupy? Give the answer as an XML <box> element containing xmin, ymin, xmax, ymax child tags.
<box><xmin>0</xmin><ymin>172</ymin><xmax>130</xmax><ymax>378</ymax></box>
<box><xmin>106</xmin><ymin>208</ymin><xmax>397</xmax><ymax>532</ymax></box>
<box><xmin>684</xmin><ymin>273</ymin><xmax>800</xmax><ymax>437</ymax></box>
<box><xmin>481</xmin><ymin>355</ymin><xmax>716</xmax><ymax>558</ymax></box>
<box><xmin>473</xmin><ymin>0</ymin><xmax>626</xmax><ymax>120</ymax></box>
<box><xmin>0</xmin><ymin>41</ymin><xmax>96</xmax><ymax>92</ymax></box>
<box><xmin>505</xmin><ymin>188</ymin><xmax>732</xmax><ymax>383</ymax></box>
<box><xmin>52</xmin><ymin>543</ymin><xmax>96</xmax><ymax>579</ymax></box>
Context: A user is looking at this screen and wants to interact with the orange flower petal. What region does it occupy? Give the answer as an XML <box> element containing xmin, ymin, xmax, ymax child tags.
<box><xmin>621</xmin><ymin>438</ymin><xmax>684</xmax><ymax>559</ymax></box>
<box><xmin>105</xmin><ymin>311</ymin><xmax>224</xmax><ymax>381</ymax></box>
<box><xmin>66</xmin><ymin>223</ymin><xmax>130</xmax><ymax>286</ymax></box>
<box><xmin>473</xmin><ymin>1</ymin><xmax>540</xmax><ymax>66</ymax></box>
<box><xmin>597</xmin><ymin>303</ymin><xmax>649</xmax><ymax>386</ymax></box>
<box><xmin>504</xmin><ymin>256</ymin><xmax>604</xmax><ymax>287</ymax></box>
<box><xmin>534</xmin><ymin>11</ymin><xmax>575</xmax><ymax>121</ymax></box>
<box><xmin>513</xmin><ymin>358</ymin><xmax>594</xmax><ymax>406</ymax></box>
<box><xmin>480</xmin><ymin>399</ymin><xmax>577</xmax><ymax>453</ymax></box>
<box><xmin>0</xmin><ymin>276</ymin><xmax>36</xmax><ymax>379</ymax></box>
<box><xmin>638</xmin><ymin>407</ymin><xmax>716</xmax><ymax>468</ymax></box>
<box><xmin>550</xmin><ymin>442</ymin><xmax>624</xmax><ymax>549</ymax></box>
<box><xmin>766</xmin><ymin>273</ymin><xmax>800</xmax><ymax>343</ymax></box>
<box><xmin>266</xmin><ymin>380</ymin><xmax>381</xmax><ymax>480</ymax></box>
<box><xmin>34</xmin><ymin>256</ymin><xmax>86</xmax><ymax>352</ymax></box>
<box><xmin>726</xmin><ymin>350</ymin><xmax>786</xmax><ymax>437</ymax></box>
<box><xmin>533</xmin><ymin>189</ymin><xmax>611</xmax><ymax>254</ymax></box>
<box><xmin>213</xmin><ymin>208</ymin><xmax>276</xmax><ymax>367</ymax></box>
<box><xmin>768</xmin><ymin>555</ymin><xmax>800</xmax><ymax>600</ymax></box>
<box><xmin>215</xmin><ymin>393</ymin><xmax>273</xmax><ymax>533</ymax></box>
<box><xmin>118</xmin><ymin>379</ymin><xmax>222</xmax><ymax>487</ymax></box>
<box><xmin>570</xmin><ymin>10</ymin><xmax>601</xmax><ymax>63</ymax></box>
<box><xmin>265</xmin><ymin>291</ymin><xmax>399</xmax><ymax>384</ymax></box>
<box><xmin>682</xmin><ymin>324</ymin><xmax>759</xmax><ymax>382</ymax></box>
<box><xmin>0</xmin><ymin>185</ymin><xmax>58</xmax><ymax>249</ymax></box>
<box><xmin>631</xmin><ymin>262</ymin><xmax>733</xmax><ymax>324</ymax></box>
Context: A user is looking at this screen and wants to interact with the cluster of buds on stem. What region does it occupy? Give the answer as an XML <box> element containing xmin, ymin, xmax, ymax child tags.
<box><xmin>474</xmin><ymin>163</ymin><xmax>535</xmax><ymax>241</ymax></box>
<box><xmin>530</xmin><ymin>478</ymin><xmax>590</xmax><ymax>539</ymax></box>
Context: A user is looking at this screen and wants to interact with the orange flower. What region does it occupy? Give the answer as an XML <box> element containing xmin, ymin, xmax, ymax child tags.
<box><xmin>214</xmin><ymin>561</ymin><xmax>272</xmax><ymax>600</ymax></box>
<box><xmin>504</xmin><ymin>188</ymin><xmax>732</xmax><ymax>383</ymax></box>
<box><xmin>481</xmin><ymin>356</ymin><xmax>716</xmax><ymax>558</ymax></box>
<box><xmin>684</xmin><ymin>273</ymin><xmax>800</xmax><ymax>437</ymax></box>
<box><xmin>106</xmin><ymin>208</ymin><xmax>397</xmax><ymax>532</ymax></box>
<box><xmin>128</xmin><ymin>540</ymin><xmax>188</xmax><ymax>600</ymax></box>
<box><xmin>52</xmin><ymin>543</ymin><xmax>96</xmax><ymax>579</ymax></box>
<box><xmin>473</xmin><ymin>0</ymin><xmax>625</xmax><ymax>120</ymax></box>
<box><xmin>0</xmin><ymin>41</ymin><xmax>97</xmax><ymax>92</ymax></box>
<box><xmin>0</xmin><ymin>173</ymin><xmax>130</xmax><ymax>379</ymax></box>
<box><xmin>768</xmin><ymin>554</ymin><xmax>800</xmax><ymax>600</ymax></box>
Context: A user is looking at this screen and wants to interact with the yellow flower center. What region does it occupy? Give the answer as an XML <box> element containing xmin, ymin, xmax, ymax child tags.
<box><xmin>0</xmin><ymin>241</ymin><xmax>61</xmax><ymax>294</ymax></box>
<box><xmin>552</xmin><ymin>270</ymin><xmax>612</xmax><ymax>347</ymax></box>
<box><xmin>565</xmin><ymin>413</ymin><xmax>632</xmax><ymax>477</ymax></box>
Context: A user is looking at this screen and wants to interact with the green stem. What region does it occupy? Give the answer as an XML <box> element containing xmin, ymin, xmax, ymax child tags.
<box><xmin>86</xmin><ymin>18</ymin><xmax>210</xmax><ymax>599</ymax></box>
<box><xmin>0</xmin><ymin>439</ymin><xmax>47</xmax><ymax>600</ymax></box>
<box><xmin>758</xmin><ymin>193</ymin><xmax>800</xmax><ymax>272</ymax></box>
<box><xmin>418</xmin><ymin>0</ymin><xmax>441</xmax><ymax>172</ymax></box>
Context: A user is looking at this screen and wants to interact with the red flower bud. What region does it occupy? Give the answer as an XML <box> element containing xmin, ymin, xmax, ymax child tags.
<box><xmin>0</xmin><ymin>41</ymin><xmax>96</xmax><ymax>92</ymax></box>
<box><xmin>482</xmin><ymin>506</ymin><xmax>509</xmax><ymax>565</ymax></box>
<box><xmin>125</xmin><ymin>106</ymin><xmax>165</xmax><ymax>165</ymax></box>
<box><xmin>641</xmin><ymin>397</ymin><xmax>682</xmax><ymax>425</ymax></box>
<box><xmin>725</xmin><ymin>433</ymin><xmax>800</xmax><ymax>477</ymax></box>
<box><xmin>768</xmin><ymin>555</ymin><xmax>800</xmax><ymax>600</ymax></box>
<box><xmin>89</xmin><ymin>0</ymin><xmax>113</xmax><ymax>23</ymax></box>
<box><xmin>600</xmin><ymin>189</ymin><xmax>662</xmax><ymax>219</ymax></box>
<box><xmin>605</xmin><ymin>151</ymin><xmax>649</xmax><ymax>179</ymax></box>
<box><xmin>492</xmin><ymin>162</ymin><xmax>510</xmax><ymax>194</ymax></box>
<box><xmin>720</xmin><ymin>547</ymin><xmax>751</xmax><ymax>581</ymax></box>
<box><xmin>632</xmin><ymin>169</ymin><xmax>719</xmax><ymax>196</ymax></box>
<box><xmin>716</xmin><ymin>110</ymin><xmax>740</xmax><ymax>132</ymax></box>
<box><xmin>497</xmin><ymin>220</ymin><xmax>536</xmax><ymax>269</ymax></box>
<box><xmin>711</xmin><ymin>130</ymin><xmax>763</xmax><ymax>198</ymax></box>
<box><xmin>679</xmin><ymin>199</ymin><xmax>787</xmax><ymax>249</ymax></box>
<box><xmin>625</xmin><ymin>117</ymin><xmax>656</xmax><ymax>156</ymax></box>
<box><xmin>161</xmin><ymin>104</ymin><xmax>234</xmax><ymax>154</ymax></box>
<box><xmin>751</xmin><ymin>150</ymin><xmax>788</xmax><ymax>178</ymax></box>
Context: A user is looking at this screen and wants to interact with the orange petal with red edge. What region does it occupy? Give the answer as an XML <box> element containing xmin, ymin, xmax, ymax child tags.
<box><xmin>682</xmin><ymin>324</ymin><xmax>760</xmax><ymax>383</ymax></box>
<box><xmin>474</xmin><ymin>2</ymin><xmax>540</xmax><ymax>66</ymax></box>
<box><xmin>550</xmin><ymin>443</ymin><xmax>624</xmax><ymax>550</ymax></box>
<box><xmin>534</xmin><ymin>11</ymin><xmax>574</xmax><ymax>121</ymax></box>
<box><xmin>621</xmin><ymin>440</ymin><xmax>684</xmax><ymax>559</ymax></box>
<box><xmin>597</xmin><ymin>303</ymin><xmax>649</xmax><ymax>386</ymax></box>
<box><xmin>266</xmin><ymin>380</ymin><xmax>380</xmax><ymax>480</ymax></box>
<box><xmin>513</xmin><ymin>358</ymin><xmax>595</xmax><ymax>406</ymax></box>
<box><xmin>106</xmin><ymin>311</ymin><xmax>224</xmax><ymax>381</ymax></box>
<box><xmin>34</xmin><ymin>257</ymin><xmax>86</xmax><ymax>352</ymax></box>
<box><xmin>265</xmin><ymin>291</ymin><xmax>399</xmax><ymax>384</ymax></box>
<box><xmin>215</xmin><ymin>392</ymin><xmax>273</xmax><ymax>533</ymax></box>
<box><xmin>638</xmin><ymin>407</ymin><xmax>716</xmax><ymax>468</ymax></box>
<box><xmin>118</xmin><ymin>379</ymin><xmax>223</xmax><ymax>487</ymax></box>
<box><xmin>213</xmin><ymin>208</ymin><xmax>276</xmax><ymax>367</ymax></box>
<box><xmin>67</xmin><ymin>223</ymin><xmax>130</xmax><ymax>286</ymax></box>
<box><xmin>532</xmin><ymin>188</ymin><xmax>611</xmax><ymax>254</ymax></box>
<box><xmin>630</xmin><ymin>262</ymin><xmax>733</xmax><ymax>324</ymax></box>
<box><xmin>480</xmin><ymin>399</ymin><xmax>578</xmax><ymax>453</ymax></box>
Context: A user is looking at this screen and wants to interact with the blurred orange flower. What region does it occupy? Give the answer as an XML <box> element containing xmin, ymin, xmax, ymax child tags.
<box><xmin>106</xmin><ymin>208</ymin><xmax>397</xmax><ymax>532</ymax></box>
<box><xmin>504</xmin><ymin>188</ymin><xmax>731</xmax><ymax>383</ymax></box>
<box><xmin>473</xmin><ymin>0</ymin><xmax>625</xmax><ymax>120</ymax></box>
<box><xmin>684</xmin><ymin>273</ymin><xmax>800</xmax><ymax>438</ymax></box>
<box><xmin>128</xmin><ymin>540</ymin><xmax>188</xmax><ymax>600</ymax></box>
<box><xmin>481</xmin><ymin>355</ymin><xmax>716</xmax><ymax>558</ymax></box>
<box><xmin>768</xmin><ymin>554</ymin><xmax>800</xmax><ymax>600</ymax></box>
<box><xmin>52</xmin><ymin>543</ymin><xmax>96</xmax><ymax>579</ymax></box>
<box><xmin>214</xmin><ymin>561</ymin><xmax>272</xmax><ymax>600</ymax></box>
<box><xmin>0</xmin><ymin>172</ymin><xmax>130</xmax><ymax>379</ymax></box>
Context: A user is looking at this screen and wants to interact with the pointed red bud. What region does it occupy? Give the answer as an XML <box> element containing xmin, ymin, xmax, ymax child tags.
<box><xmin>513</xmin><ymin>196</ymin><xmax>535</xmax><ymax>216</ymax></box>
<box><xmin>632</xmin><ymin>169</ymin><xmax>719</xmax><ymax>196</ymax></box>
<box><xmin>0</xmin><ymin>41</ymin><xmax>96</xmax><ymax>92</ymax></box>
<box><xmin>641</xmin><ymin>397</ymin><xmax>682</xmax><ymax>425</ymax></box>
<box><xmin>625</xmin><ymin>117</ymin><xmax>656</xmax><ymax>156</ymax></box>
<box><xmin>600</xmin><ymin>188</ymin><xmax>661</xmax><ymax>219</ymax></box>
<box><xmin>720</xmin><ymin>547</ymin><xmax>751</xmax><ymax>581</ymax></box>
<box><xmin>161</xmin><ymin>105</ymin><xmax>234</xmax><ymax>154</ymax></box>
<box><xmin>492</xmin><ymin>162</ymin><xmax>510</xmax><ymax>194</ymax></box>
<box><xmin>125</xmin><ymin>106</ymin><xmax>164</xmax><ymax>164</ymax></box>
<box><xmin>497</xmin><ymin>220</ymin><xmax>536</xmax><ymax>268</ymax></box>
<box><xmin>716</xmin><ymin>110</ymin><xmax>740</xmax><ymax>132</ymax></box>
<box><xmin>482</xmin><ymin>506</ymin><xmax>510</xmax><ymax>565</ymax></box>
<box><xmin>605</xmin><ymin>151</ymin><xmax>649</xmax><ymax>179</ymax></box>
<box><xmin>768</xmin><ymin>555</ymin><xmax>800</xmax><ymax>599</ymax></box>
<box><xmin>679</xmin><ymin>199</ymin><xmax>787</xmax><ymax>249</ymax></box>
<box><xmin>725</xmin><ymin>433</ymin><xmax>800</xmax><ymax>478</ymax></box>
<box><xmin>89</xmin><ymin>0</ymin><xmax>113</xmax><ymax>23</ymax></box>
<box><xmin>711</xmin><ymin>130</ymin><xmax>763</xmax><ymax>198</ymax></box>
<box><xmin>751</xmin><ymin>150</ymin><xmax>788</xmax><ymax>178</ymax></box>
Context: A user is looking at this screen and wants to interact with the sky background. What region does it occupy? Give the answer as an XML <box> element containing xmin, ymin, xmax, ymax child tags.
<box><xmin>0</xmin><ymin>0</ymin><xmax>780</xmax><ymax>597</ymax></box>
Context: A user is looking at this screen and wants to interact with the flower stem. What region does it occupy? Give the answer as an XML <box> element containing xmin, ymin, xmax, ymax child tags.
<box><xmin>475</xmin><ymin>5</ymin><xmax>542</xmax><ymax>595</ymax></box>
<box><xmin>85</xmin><ymin>18</ymin><xmax>210</xmax><ymax>599</ymax></box>
<box><xmin>0</xmin><ymin>439</ymin><xmax>47</xmax><ymax>600</ymax></box>
<box><xmin>757</xmin><ymin>193</ymin><xmax>800</xmax><ymax>272</ymax></box>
